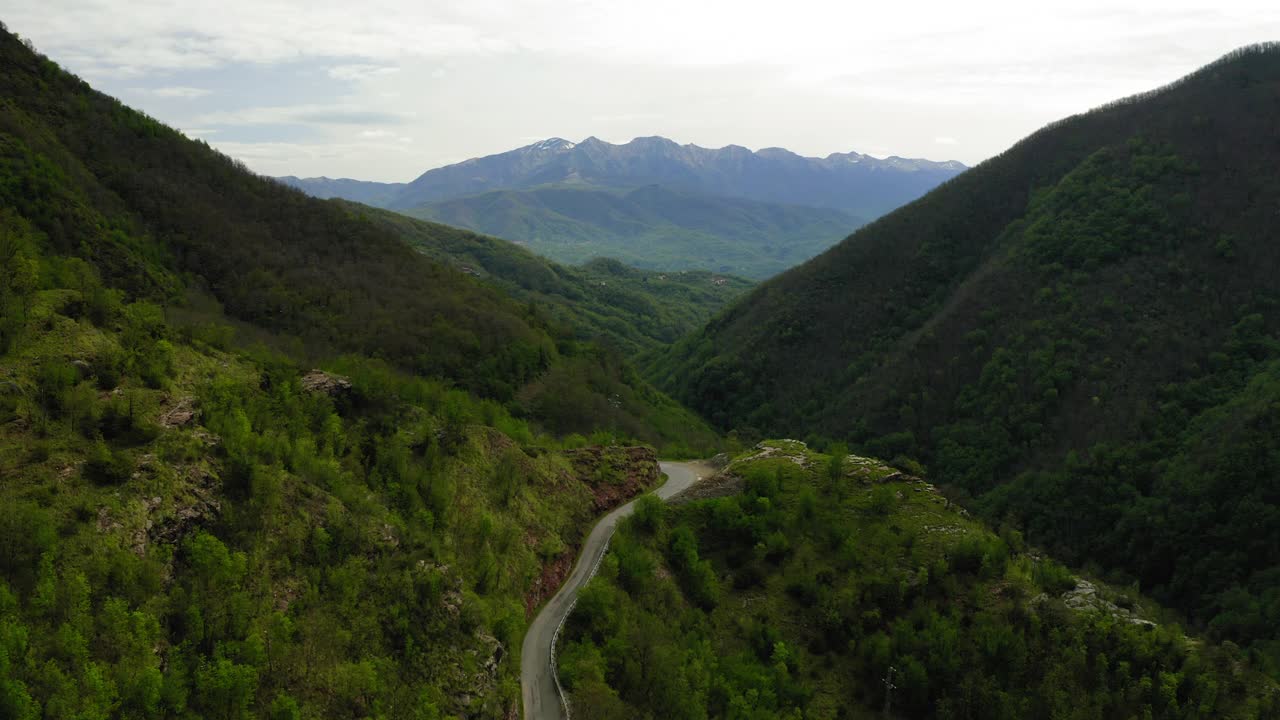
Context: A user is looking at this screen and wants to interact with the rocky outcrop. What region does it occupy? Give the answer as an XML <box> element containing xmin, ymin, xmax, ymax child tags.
<box><xmin>1059</xmin><ymin>579</ymin><xmax>1156</xmax><ymax>627</ymax></box>
<box><xmin>524</xmin><ymin>446</ymin><xmax>660</xmax><ymax>617</ymax></box>
<box><xmin>525</xmin><ymin>551</ymin><xmax>574</xmax><ymax>617</ymax></box>
<box><xmin>563</xmin><ymin>445</ymin><xmax>660</xmax><ymax>512</ymax></box>
<box><xmin>300</xmin><ymin>369</ymin><xmax>352</xmax><ymax>396</ymax></box>
<box><xmin>158</xmin><ymin>395</ymin><xmax>197</xmax><ymax>428</ymax></box>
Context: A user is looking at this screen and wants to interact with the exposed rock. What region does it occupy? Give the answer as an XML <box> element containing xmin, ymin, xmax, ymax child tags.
<box><xmin>563</xmin><ymin>445</ymin><xmax>660</xmax><ymax>512</ymax></box>
<box><xmin>1054</xmin><ymin>579</ymin><xmax>1156</xmax><ymax>627</ymax></box>
<box><xmin>147</xmin><ymin>465</ymin><xmax>222</xmax><ymax>548</ymax></box>
<box><xmin>669</xmin><ymin>470</ymin><xmax>743</xmax><ymax>504</ymax></box>
<box><xmin>96</xmin><ymin>506</ymin><xmax>121</xmax><ymax>533</ymax></box>
<box><xmin>442</xmin><ymin>590</ymin><xmax>463</xmax><ymax>618</ymax></box>
<box><xmin>191</xmin><ymin>428</ymin><xmax>221</xmax><ymax>448</ymax></box>
<box><xmin>525</xmin><ymin>549</ymin><xmax>574</xmax><ymax>618</ymax></box>
<box><xmin>299</xmin><ymin>369</ymin><xmax>352</xmax><ymax>396</ymax></box>
<box><xmin>523</xmin><ymin>446</ymin><xmax>659</xmax><ymax>616</ymax></box>
<box><xmin>159</xmin><ymin>395</ymin><xmax>197</xmax><ymax>428</ymax></box>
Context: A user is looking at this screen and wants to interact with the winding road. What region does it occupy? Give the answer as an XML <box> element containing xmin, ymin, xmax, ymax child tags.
<box><xmin>520</xmin><ymin>460</ymin><xmax>710</xmax><ymax>720</ymax></box>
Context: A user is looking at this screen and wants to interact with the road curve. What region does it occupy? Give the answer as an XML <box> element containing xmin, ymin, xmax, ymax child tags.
<box><xmin>521</xmin><ymin>460</ymin><xmax>710</xmax><ymax>720</ymax></box>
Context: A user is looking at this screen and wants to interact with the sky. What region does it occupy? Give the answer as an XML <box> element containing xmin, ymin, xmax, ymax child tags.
<box><xmin>6</xmin><ymin>1</ymin><xmax>1280</xmax><ymax>181</ymax></box>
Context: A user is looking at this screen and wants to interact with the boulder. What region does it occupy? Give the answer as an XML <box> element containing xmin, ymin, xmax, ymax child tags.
<box><xmin>300</xmin><ymin>369</ymin><xmax>352</xmax><ymax>396</ymax></box>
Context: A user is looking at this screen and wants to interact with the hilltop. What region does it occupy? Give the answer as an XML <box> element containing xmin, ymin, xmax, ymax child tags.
<box><xmin>558</xmin><ymin>441</ymin><xmax>1279</xmax><ymax>718</ymax></box>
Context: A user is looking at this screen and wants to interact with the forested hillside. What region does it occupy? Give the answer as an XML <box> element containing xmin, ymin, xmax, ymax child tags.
<box><xmin>401</xmin><ymin>184</ymin><xmax>861</xmax><ymax>278</ymax></box>
<box><xmin>0</xmin><ymin>24</ymin><xmax>716</xmax><ymax>452</ymax></box>
<box><xmin>345</xmin><ymin>203</ymin><xmax>752</xmax><ymax>356</ymax></box>
<box><xmin>0</xmin><ymin>23</ymin><xmax>716</xmax><ymax>718</ymax></box>
<box><xmin>651</xmin><ymin>44</ymin><xmax>1280</xmax><ymax>669</ymax></box>
<box><xmin>559</xmin><ymin>442</ymin><xmax>1279</xmax><ymax>718</ymax></box>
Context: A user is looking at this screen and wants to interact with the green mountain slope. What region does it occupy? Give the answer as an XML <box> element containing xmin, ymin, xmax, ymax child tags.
<box><xmin>0</xmin><ymin>25</ymin><xmax>720</xmax><ymax>719</ymax></box>
<box><xmin>650</xmin><ymin>44</ymin><xmax>1280</xmax><ymax>664</ymax></box>
<box><xmin>403</xmin><ymin>184</ymin><xmax>863</xmax><ymax>278</ymax></box>
<box><xmin>559</xmin><ymin>442</ymin><xmax>1279</xmax><ymax>718</ymax></box>
<box><xmin>0</xmin><ymin>24</ymin><xmax>716</xmax><ymax>452</ymax></box>
<box><xmin>344</xmin><ymin>203</ymin><xmax>753</xmax><ymax>355</ymax></box>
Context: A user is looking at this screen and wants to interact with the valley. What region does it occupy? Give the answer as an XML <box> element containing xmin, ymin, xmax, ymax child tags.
<box><xmin>2</xmin><ymin>13</ymin><xmax>1279</xmax><ymax>720</ymax></box>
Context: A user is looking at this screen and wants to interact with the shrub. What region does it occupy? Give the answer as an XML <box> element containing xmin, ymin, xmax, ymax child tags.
<box><xmin>84</xmin><ymin>441</ymin><xmax>135</xmax><ymax>485</ymax></box>
<box><xmin>869</xmin><ymin>485</ymin><xmax>897</xmax><ymax>516</ymax></box>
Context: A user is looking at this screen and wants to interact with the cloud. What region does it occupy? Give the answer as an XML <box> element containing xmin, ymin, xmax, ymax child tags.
<box><xmin>194</xmin><ymin>103</ymin><xmax>413</xmax><ymax>127</ymax></box>
<box><xmin>136</xmin><ymin>85</ymin><xmax>212</xmax><ymax>99</ymax></box>
<box><xmin>328</xmin><ymin>64</ymin><xmax>401</xmax><ymax>82</ymax></box>
<box><xmin>6</xmin><ymin>1</ymin><xmax>521</xmax><ymax>76</ymax></box>
<box><xmin>12</xmin><ymin>0</ymin><xmax>1279</xmax><ymax>181</ymax></box>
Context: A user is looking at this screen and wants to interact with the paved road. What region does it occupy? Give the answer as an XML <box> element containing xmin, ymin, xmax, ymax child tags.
<box><xmin>520</xmin><ymin>460</ymin><xmax>710</xmax><ymax>720</ymax></box>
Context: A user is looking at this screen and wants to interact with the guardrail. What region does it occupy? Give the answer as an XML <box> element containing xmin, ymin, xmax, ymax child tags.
<box><xmin>547</xmin><ymin>534</ymin><xmax>614</xmax><ymax>719</ymax></box>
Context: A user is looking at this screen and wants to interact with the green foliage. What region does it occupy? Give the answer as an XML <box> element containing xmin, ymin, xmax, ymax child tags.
<box><xmin>83</xmin><ymin>439</ymin><xmax>134</xmax><ymax>485</ymax></box>
<box><xmin>0</xmin><ymin>26</ymin><xmax>725</xmax><ymax>719</ymax></box>
<box><xmin>561</xmin><ymin>443</ymin><xmax>1280</xmax><ymax>718</ymax></box>
<box><xmin>0</xmin><ymin>26</ymin><xmax>719</xmax><ymax>452</ymax></box>
<box><xmin>353</xmin><ymin>203</ymin><xmax>754</xmax><ymax>356</ymax></box>
<box><xmin>652</xmin><ymin>46</ymin><xmax>1280</xmax><ymax>664</ymax></box>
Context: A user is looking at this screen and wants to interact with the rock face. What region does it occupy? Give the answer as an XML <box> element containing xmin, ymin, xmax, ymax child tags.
<box><xmin>158</xmin><ymin>395</ymin><xmax>197</xmax><ymax>428</ymax></box>
<box><xmin>563</xmin><ymin>445</ymin><xmax>660</xmax><ymax>511</ymax></box>
<box><xmin>524</xmin><ymin>446</ymin><xmax>660</xmax><ymax>617</ymax></box>
<box><xmin>299</xmin><ymin>370</ymin><xmax>352</xmax><ymax>396</ymax></box>
<box><xmin>525</xmin><ymin>550</ymin><xmax>574</xmax><ymax>618</ymax></box>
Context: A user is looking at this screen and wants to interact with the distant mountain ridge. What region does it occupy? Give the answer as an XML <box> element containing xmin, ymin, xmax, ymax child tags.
<box><xmin>278</xmin><ymin>136</ymin><xmax>963</xmax><ymax>277</ymax></box>
<box><xmin>274</xmin><ymin>175</ymin><xmax>405</xmax><ymax>207</ymax></box>
<box><xmin>279</xmin><ymin>135</ymin><xmax>964</xmax><ymax>219</ymax></box>
<box><xmin>386</xmin><ymin>135</ymin><xmax>965</xmax><ymax>218</ymax></box>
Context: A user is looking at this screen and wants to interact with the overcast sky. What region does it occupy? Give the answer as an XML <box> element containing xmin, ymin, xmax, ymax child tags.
<box><xmin>6</xmin><ymin>1</ymin><xmax>1279</xmax><ymax>181</ymax></box>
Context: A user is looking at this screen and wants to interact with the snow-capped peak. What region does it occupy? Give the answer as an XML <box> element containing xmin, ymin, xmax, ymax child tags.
<box><xmin>528</xmin><ymin>137</ymin><xmax>575</xmax><ymax>152</ymax></box>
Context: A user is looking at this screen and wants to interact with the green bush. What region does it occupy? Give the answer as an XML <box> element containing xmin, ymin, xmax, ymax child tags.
<box><xmin>84</xmin><ymin>441</ymin><xmax>134</xmax><ymax>485</ymax></box>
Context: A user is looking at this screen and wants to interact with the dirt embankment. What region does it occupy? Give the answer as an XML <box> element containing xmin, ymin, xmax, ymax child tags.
<box><xmin>523</xmin><ymin>446</ymin><xmax>659</xmax><ymax>617</ymax></box>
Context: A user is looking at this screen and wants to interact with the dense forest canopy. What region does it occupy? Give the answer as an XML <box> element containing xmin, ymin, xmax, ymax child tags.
<box><xmin>560</xmin><ymin>442</ymin><xmax>1279</xmax><ymax>719</ymax></box>
<box><xmin>342</xmin><ymin>203</ymin><xmax>753</xmax><ymax>357</ymax></box>
<box><xmin>650</xmin><ymin>43</ymin><xmax>1280</xmax><ymax>671</ymax></box>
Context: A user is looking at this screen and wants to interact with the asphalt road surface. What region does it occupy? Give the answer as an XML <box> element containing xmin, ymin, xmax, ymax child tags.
<box><xmin>520</xmin><ymin>460</ymin><xmax>709</xmax><ymax>720</ymax></box>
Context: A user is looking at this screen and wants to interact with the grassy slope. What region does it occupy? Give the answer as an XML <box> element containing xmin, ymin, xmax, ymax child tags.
<box><xmin>402</xmin><ymin>184</ymin><xmax>862</xmax><ymax>279</ymax></box>
<box><xmin>345</xmin><ymin>202</ymin><xmax>753</xmax><ymax>355</ymax></box>
<box><xmin>559</xmin><ymin>442</ymin><xmax>1279</xmax><ymax>719</ymax></box>
<box><xmin>650</xmin><ymin>44</ymin><xmax>1280</xmax><ymax>659</ymax></box>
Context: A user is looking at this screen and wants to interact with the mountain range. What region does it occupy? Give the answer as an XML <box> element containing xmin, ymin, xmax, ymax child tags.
<box><xmin>278</xmin><ymin>137</ymin><xmax>965</xmax><ymax>277</ymax></box>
